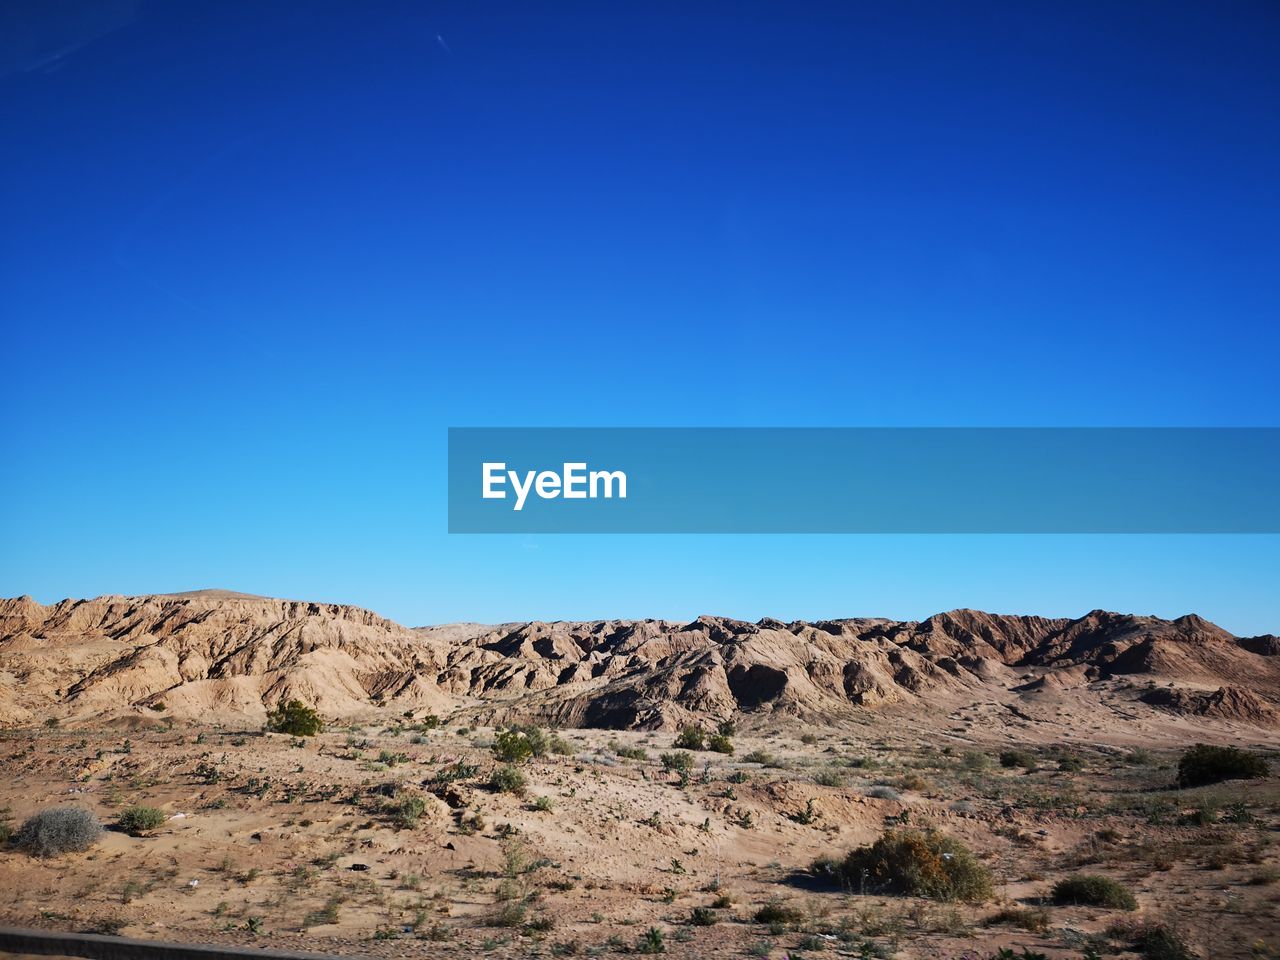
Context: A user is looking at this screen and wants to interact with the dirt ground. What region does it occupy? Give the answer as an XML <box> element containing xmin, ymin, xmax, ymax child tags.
<box><xmin>0</xmin><ymin>709</ymin><xmax>1277</xmax><ymax>959</ymax></box>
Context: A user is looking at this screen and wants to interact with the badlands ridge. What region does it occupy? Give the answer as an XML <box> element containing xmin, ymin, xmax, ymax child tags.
<box><xmin>1</xmin><ymin>591</ymin><xmax>1276</xmax><ymax>737</ymax></box>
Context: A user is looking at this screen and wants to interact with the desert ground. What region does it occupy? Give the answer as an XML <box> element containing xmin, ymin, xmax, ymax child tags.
<box><xmin>1</xmin><ymin>710</ymin><xmax>1277</xmax><ymax>960</ymax></box>
<box><xmin>1</xmin><ymin>594</ymin><xmax>1278</xmax><ymax>958</ymax></box>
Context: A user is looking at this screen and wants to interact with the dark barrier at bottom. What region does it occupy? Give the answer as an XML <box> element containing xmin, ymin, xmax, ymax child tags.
<box><xmin>0</xmin><ymin>927</ymin><xmax>364</xmax><ymax>960</ymax></box>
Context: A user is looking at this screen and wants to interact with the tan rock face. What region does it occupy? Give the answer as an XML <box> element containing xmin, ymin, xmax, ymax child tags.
<box><xmin>1</xmin><ymin>594</ymin><xmax>1277</xmax><ymax>729</ymax></box>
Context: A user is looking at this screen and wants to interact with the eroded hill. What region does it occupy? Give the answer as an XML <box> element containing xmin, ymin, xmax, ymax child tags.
<box><xmin>1</xmin><ymin>594</ymin><xmax>1277</xmax><ymax>733</ymax></box>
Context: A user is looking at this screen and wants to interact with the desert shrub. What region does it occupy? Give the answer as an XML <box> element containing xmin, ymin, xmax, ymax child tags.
<box><xmin>660</xmin><ymin>751</ymin><xmax>695</xmax><ymax>774</ymax></box>
<box><xmin>812</xmin><ymin>767</ymin><xmax>848</xmax><ymax>787</ymax></box>
<box><xmin>1107</xmin><ymin>920</ymin><xmax>1195</xmax><ymax>960</ymax></box>
<box><xmin>1051</xmin><ymin>874</ymin><xmax>1137</xmax><ymax>910</ymax></box>
<box><xmin>707</xmin><ymin>734</ymin><xmax>734</xmax><ymax>755</ymax></box>
<box><xmin>533</xmin><ymin>795</ymin><xmax>554</xmax><ymax>812</ymax></box>
<box><xmin>896</xmin><ymin>773</ymin><xmax>930</xmax><ymax>792</ymax></box>
<box><xmin>717</xmin><ymin>720</ymin><xmax>736</xmax><ymax>736</ymax></box>
<box><xmin>636</xmin><ymin>927</ymin><xmax>666</xmax><ymax>954</ymax></box>
<box><xmin>984</xmin><ymin>906</ymin><xmax>1049</xmax><ymax>933</ymax></box>
<box><xmin>816</xmin><ymin>828</ymin><xmax>993</xmax><ymax>903</ymax></box>
<box><xmin>1176</xmin><ymin>744</ymin><xmax>1268</xmax><ymax>788</ymax></box>
<box><xmin>960</xmin><ymin>751</ymin><xmax>991</xmax><ymax>771</ymax></box>
<box><xmin>493</xmin><ymin>901</ymin><xmax>527</xmax><ymax>927</ymax></box>
<box><xmin>493</xmin><ymin>728</ymin><xmax>536</xmax><ymax>763</ymax></box>
<box><xmin>394</xmin><ymin>795</ymin><xmax>428</xmax><ymax>828</ymax></box>
<box><xmin>490</xmin><ymin>765</ymin><xmax>528</xmax><ymax>795</ymax></box>
<box><xmin>688</xmin><ymin>906</ymin><xmax>718</xmax><ymax>926</ymax></box>
<box><xmin>16</xmin><ymin>807</ymin><xmax>102</xmax><ymax>857</ymax></box>
<box><xmin>999</xmin><ymin>749</ymin><xmax>1036</xmax><ymax>769</ymax></box>
<box><xmin>614</xmin><ymin>745</ymin><xmax>647</xmax><ymax>761</ymax></box>
<box><xmin>754</xmin><ymin>898</ymin><xmax>805</xmax><ymax>924</ymax></box>
<box><xmin>117</xmin><ymin>806</ymin><xmax>166</xmax><ymax>836</ymax></box>
<box><xmin>800</xmin><ymin>733</ymin><xmax>819</xmax><ymax>745</ymax></box>
<box><xmin>673</xmin><ymin>727</ymin><xmax>707</xmax><ymax>750</ymax></box>
<box><xmin>266</xmin><ymin>700</ymin><xmax>323</xmax><ymax>736</ymax></box>
<box><xmin>742</xmin><ymin>749</ymin><xmax>773</xmax><ymax>765</ymax></box>
<box><xmin>865</xmin><ymin>785</ymin><xmax>901</xmax><ymax>801</ymax></box>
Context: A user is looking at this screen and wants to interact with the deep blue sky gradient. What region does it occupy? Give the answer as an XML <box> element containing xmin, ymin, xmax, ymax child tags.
<box><xmin>2</xmin><ymin>1</ymin><xmax>1278</xmax><ymax>632</ymax></box>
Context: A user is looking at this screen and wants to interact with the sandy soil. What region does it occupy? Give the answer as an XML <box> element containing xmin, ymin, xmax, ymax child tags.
<box><xmin>0</xmin><ymin>710</ymin><xmax>1276</xmax><ymax>959</ymax></box>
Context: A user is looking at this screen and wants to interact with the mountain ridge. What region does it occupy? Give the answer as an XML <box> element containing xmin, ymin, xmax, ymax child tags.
<box><xmin>1</xmin><ymin>593</ymin><xmax>1276</xmax><ymax>733</ymax></box>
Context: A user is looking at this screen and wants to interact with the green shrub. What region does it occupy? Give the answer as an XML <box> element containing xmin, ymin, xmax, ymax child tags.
<box><xmin>1051</xmin><ymin>874</ymin><xmax>1137</xmax><ymax>910</ymax></box>
<box><xmin>660</xmin><ymin>751</ymin><xmax>695</xmax><ymax>774</ymax></box>
<box><xmin>753</xmin><ymin>898</ymin><xmax>805</xmax><ymax>924</ymax></box>
<box><xmin>707</xmin><ymin>734</ymin><xmax>734</xmax><ymax>755</ymax></box>
<box><xmin>1176</xmin><ymin>744</ymin><xmax>1268</xmax><ymax>788</ymax></box>
<box><xmin>998</xmin><ymin>749</ymin><xmax>1036</xmax><ymax>769</ymax></box>
<box><xmin>673</xmin><ymin>727</ymin><xmax>707</xmax><ymax>750</ymax></box>
<box><xmin>742</xmin><ymin>750</ymin><xmax>772</xmax><ymax>765</ymax></box>
<box><xmin>394</xmin><ymin>795</ymin><xmax>428</xmax><ymax>829</ymax></box>
<box><xmin>492</xmin><ymin>728</ymin><xmax>535</xmax><ymax>763</ymax></box>
<box><xmin>816</xmin><ymin>828</ymin><xmax>993</xmax><ymax>903</ymax></box>
<box><xmin>614</xmin><ymin>745</ymin><xmax>647</xmax><ymax>761</ymax></box>
<box><xmin>636</xmin><ymin>927</ymin><xmax>666</xmax><ymax>954</ymax></box>
<box><xmin>812</xmin><ymin>767</ymin><xmax>848</xmax><ymax>787</ymax></box>
<box><xmin>490</xmin><ymin>765</ymin><xmax>528</xmax><ymax>795</ymax></box>
<box><xmin>266</xmin><ymin>700</ymin><xmax>323</xmax><ymax>736</ymax></box>
<box><xmin>1107</xmin><ymin>921</ymin><xmax>1195</xmax><ymax>960</ymax></box>
<box><xmin>117</xmin><ymin>806</ymin><xmax>166</xmax><ymax>836</ymax></box>
<box><xmin>16</xmin><ymin>807</ymin><xmax>101</xmax><ymax>857</ymax></box>
<box><xmin>688</xmin><ymin>906</ymin><xmax>718</xmax><ymax>926</ymax></box>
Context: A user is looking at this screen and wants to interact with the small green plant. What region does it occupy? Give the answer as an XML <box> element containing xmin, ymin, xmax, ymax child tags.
<box><xmin>999</xmin><ymin>749</ymin><xmax>1036</xmax><ymax>769</ymax></box>
<box><xmin>533</xmin><ymin>795</ymin><xmax>555</xmax><ymax>812</ymax></box>
<box><xmin>688</xmin><ymin>906</ymin><xmax>718</xmax><ymax>926</ymax></box>
<box><xmin>673</xmin><ymin>726</ymin><xmax>707</xmax><ymax>750</ymax></box>
<box><xmin>490</xmin><ymin>765</ymin><xmax>528</xmax><ymax>795</ymax></box>
<box><xmin>636</xmin><ymin>927</ymin><xmax>666</xmax><ymax>954</ymax></box>
<box><xmin>707</xmin><ymin>734</ymin><xmax>734</xmax><ymax>754</ymax></box>
<box><xmin>492</xmin><ymin>728</ymin><xmax>535</xmax><ymax>763</ymax></box>
<box><xmin>660</xmin><ymin>751</ymin><xmax>695</xmax><ymax>774</ymax></box>
<box><xmin>1051</xmin><ymin>874</ymin><xmax>1137</xmax><ymax>910</ymax></box>
<box><xmin>754</xmin><ymin>898</ymin><xmax>805</xmax><ymax>925</ymax></box>
<box><xmin>266</xmin><ymin>700</ymin><xmax>324</xmax><ymax>736</ymax></box>
<box><xmin>117</xmin><ymin>806</ymin><xmax>166</xmax><ymax>836</ymax></box>
<box><xmin>394</xmin><ymin>795</ymin><xmax>428</xmax><ymax>829</ymax></box>
<box><xmin>1176</xmin><ymin>744</ymin><xmax>1268</xmax><ymax>787</ymax></box>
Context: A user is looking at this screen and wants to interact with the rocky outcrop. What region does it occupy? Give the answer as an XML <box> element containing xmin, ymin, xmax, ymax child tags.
<box><xmin>1139</xmin><ymin>684</ymin><xmax>1279</xmax><ymax>726</ymax></box>
<box><xmin>1</xmin><ymin>594</ymin><xmax>1276</xmax><ymax>730</ymax></box>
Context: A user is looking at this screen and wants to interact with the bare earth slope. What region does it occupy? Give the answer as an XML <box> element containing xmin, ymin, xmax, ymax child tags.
<box><xmin>1</xmin><ymin>595</ymin><xmax>1277</xmax><ymax>736</ymax></box>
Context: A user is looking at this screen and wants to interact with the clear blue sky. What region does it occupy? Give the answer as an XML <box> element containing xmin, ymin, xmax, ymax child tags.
<box><xmin>2</xmin><ymin>1</ymin><xmax>1278</xmax><ymax>634</ymax></box>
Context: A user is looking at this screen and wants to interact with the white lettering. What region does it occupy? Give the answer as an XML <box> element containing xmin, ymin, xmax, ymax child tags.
<box><xmin>482</xmin><ymin>463</ymin><xmax>506</xmax><ymax>499</ymax></box>
<box><xmin>510</xmin><ymin>469</ymin><xmax>536</xmax><ymax>512</ymax></box>
<box><xmin>590</xmin><ymin>469</ymin><xmax>627</xmax><ymax>499</ymax></box>
<box><xmin>482</xmin><ymin>462</ymin><xmax>627</xmax><ymax>510</ymax></box>
<box><xmin>562</xmin><ymin>462</ymin><xmax>587</xmax><ymax>498</ymax></box>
